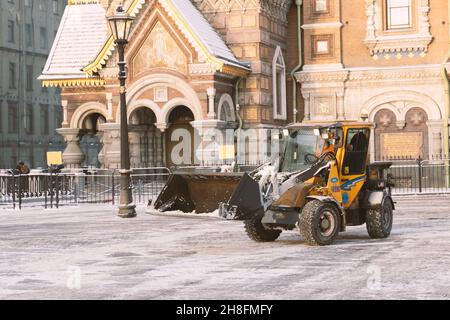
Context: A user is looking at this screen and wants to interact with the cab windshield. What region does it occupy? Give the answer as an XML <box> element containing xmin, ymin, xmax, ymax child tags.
<box><xmin>281</xmin><ymin>127</ymin><xmax>325</xmax><ymax>173</ymax></box>
<box><xmin>281</xmin><ymin>126</ymin><xmax>344</xmax><ymax>173</ymax></box>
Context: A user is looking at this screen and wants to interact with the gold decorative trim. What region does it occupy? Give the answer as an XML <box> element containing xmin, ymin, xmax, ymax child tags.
<box><xmin>83</xmin><ymin>0</ymin><xmax>249</xmax><ymax>77</ymax></box>
<box><xmin>221</xmin><ymin>65</ymin><xmax>250</xmax><ymax>77</ymax></box>
<box><xmin>83</xmin><ymin>38</ymin><xmax>116</xmax><ymax>75</ymax></box>
<box><xmin>83</xmin><ymin>0</ymin><xmax>143</xmax><ymax>75</ymax></box>
<box><xmin>42</xmin><ymin>78</ymin><xmax>106</xmax><ymax>87</ymax></box>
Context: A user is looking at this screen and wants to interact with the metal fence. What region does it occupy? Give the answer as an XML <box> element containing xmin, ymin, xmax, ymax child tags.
<box><xmin>386</xmin><ymin>156</ymin><xmax>450</xmax><ymax>195</ymax></box>
<box><xmin>0</xmin><ymin>167</ymin><xmax>171</xmax><ymax>210</ymax></box>
<box><xmin>0</xmin><ymin>160</ymin><xmax>265</xmax><ymax>210</ymax></box>
<box><xmin>3</xmin><ymin>158</ymin><xmax>450</xmax><ymax>210</ymax></box>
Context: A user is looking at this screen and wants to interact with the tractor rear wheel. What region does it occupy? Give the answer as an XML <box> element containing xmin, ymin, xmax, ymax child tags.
<box><xmin>299</xmin><ymin>200</ymin><xmax>340</xmax><ymax>246</ymax></box>
<box><xmin>244</xmin><ymin>215</ymin><xmax>281</xmax><ymax>242</ymax></box>
<box><xmin>366</xmin><ymin>200</ymin><xmax>393</xmax><ymax>239</ymax></box>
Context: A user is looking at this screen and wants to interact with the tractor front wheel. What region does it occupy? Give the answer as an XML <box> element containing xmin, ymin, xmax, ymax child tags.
<box><xmin>244</xmin><ymin>215</ymin><xmax>281</xmax><ymax>242</ymax></box>
<box><xmin>299</xmin><ymin>200</ymin><xmax>340</xmax><ymax>246</ymax></box>
<box><xmin>366</xmin><ymin>200</ymin><xmax>393</xmax><ymax>239</ymax></box>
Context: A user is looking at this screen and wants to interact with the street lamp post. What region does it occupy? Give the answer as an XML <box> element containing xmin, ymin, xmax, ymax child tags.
<box><xmin>108</xmin><ymin>7</ymin><xmax>136</xmax><ymax>218</ymax></box>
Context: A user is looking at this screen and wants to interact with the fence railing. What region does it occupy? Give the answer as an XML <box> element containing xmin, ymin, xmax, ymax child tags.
<box><xmin>385</xmin><ymin>156</ymin><xmax>450</xmax><ymax>195</ymax></box>
<box><xmin>0</xmin><ymin>167</ymin><xmax>171</xmax><ymax>210</ymax></box>
<box><xmin>2</xmin><ymin>158</ymin><xmax>450</xmax><ymax>210</ymax></box>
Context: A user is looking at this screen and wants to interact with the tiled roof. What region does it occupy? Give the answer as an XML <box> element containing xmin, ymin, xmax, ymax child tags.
<box><xmin>40</xmin><ymin>0</ymin><xmax>248</xmax><ymax>82</ymax></box>
<box><xmin>39</xmin><ymin>3</ymin><xmax>108</xmax><ymax>80</ymax></box>
<box><xmin>170</xmin><ymin>0</ymin><xmax>245</xmax><ymax>68</ymax></box>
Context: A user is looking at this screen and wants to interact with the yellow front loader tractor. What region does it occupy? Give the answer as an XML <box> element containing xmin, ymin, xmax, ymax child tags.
<box><xmin>219</xmin><ymin>122</ymin><xmax>395</xmax><ymax>246</ymax></box>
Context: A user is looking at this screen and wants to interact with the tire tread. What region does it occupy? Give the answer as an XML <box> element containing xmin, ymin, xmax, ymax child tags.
<box><xmin>244</xmin><ymin>216</ymin><xmax>281</xmax><ymax>242</ymax></box>
<box><xmin>299</xmin><ymin>200</ymin><xmax>340</xmax><ymax>246</ymax></box>
<box><xmin>366</xmin><ymin>200</ymin><xmax>393</xmax><ymax>239</ymax></box>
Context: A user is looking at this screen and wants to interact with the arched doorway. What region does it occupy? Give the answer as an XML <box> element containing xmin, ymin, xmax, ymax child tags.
<box><xmin>128</xmin><ymin>107</ymin><xmax>162</xmax><ymax>167</ymax></box>
<box><xmin>79</xmin><ymin>113</ymin><xmax>106</xmax><ymax>167</ymax></box>
<box><xmin>165</xmin><ymin>106</ymin><xmax>195</xmax><ymax>168</ymax></box>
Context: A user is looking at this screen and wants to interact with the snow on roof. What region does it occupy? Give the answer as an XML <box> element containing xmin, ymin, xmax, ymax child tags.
<box><xmin>40</xmin><ymin>0</ymin><xmax>248</xmax><ymax>83</ymax></box>
<box><xmin>39</xmin><ymin>4</ymin><xmax>108</xmax><ymax>80</ymax></box>
<box><xmin>169</xmin><ymin>0</ymin><xmax>245</xmax><ymax>68</ymax></box>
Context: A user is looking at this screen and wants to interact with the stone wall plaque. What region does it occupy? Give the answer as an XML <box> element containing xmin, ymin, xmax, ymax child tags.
<box><xmin>380</xmin><ymin>132</ymin><xmax>424</xmax><ymax>159</ymax></box>
<box><xmin>315</xmin><ymin>96</ymin><xmax>331</xmax><ymax>115</ymax></box>
<box><xmin>311</xmin><ymin>95</ymin><xmax>336</xmax><ymax>120</ymax></box>
<box><xmin>154</xmin><ymin>87</ymin><xmax>168</xmax><ymax>102</ymax></box>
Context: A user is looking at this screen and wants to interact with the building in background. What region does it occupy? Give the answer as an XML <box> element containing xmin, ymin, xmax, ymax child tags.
<box><xmin>296</xmin><ymin>0</ymin><xmax>450</xmax><ymax>162</ymax></box>
<box><xmin>0</xmin><ymin>0</ymin><xmax>66</xmax><ymax>169</ymax></box>
<box><xmin>39</xmin><ymin>0</ymin><xmax>450</xmax><ymax>170</ymax></box>
<box><xmin>40</xmin><ymin>0</ymin><xmax>299</xmax><ymax>169</ymax></box>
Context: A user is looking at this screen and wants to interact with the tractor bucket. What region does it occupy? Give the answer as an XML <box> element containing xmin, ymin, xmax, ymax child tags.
<box><xmin>153</xmin><ymin>172</ymin><xmax>244</xmax><ymax>213</ymax></box>
<box><xmin>218</xmin><ymin>173</ymin><xmax>264</xmax><ymax>220</ymax></box>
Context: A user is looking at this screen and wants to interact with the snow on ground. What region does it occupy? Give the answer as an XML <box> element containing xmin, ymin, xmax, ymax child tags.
<box><xmin>0</xmin><ymin>195</ymin><xmax>450</xmax><ymax>300</ymax></box>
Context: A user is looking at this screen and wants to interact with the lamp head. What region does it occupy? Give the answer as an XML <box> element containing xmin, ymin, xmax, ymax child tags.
<box><xmin>107</xmin><ymin>6</ymin><xmax>134</xmax><ymax>43</ymax></box>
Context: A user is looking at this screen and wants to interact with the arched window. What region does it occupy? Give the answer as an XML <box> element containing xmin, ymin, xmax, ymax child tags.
<box><xmin>273</xmin><ymin>46</ymin><xmax>287</xmax><ymax>120</ymax></box>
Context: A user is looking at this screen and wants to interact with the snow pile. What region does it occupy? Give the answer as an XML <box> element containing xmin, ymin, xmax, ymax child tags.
<box><xmin>146</xmin><ymin>208</ymin><xmax>220</xmax><ymax>219</ymax></box>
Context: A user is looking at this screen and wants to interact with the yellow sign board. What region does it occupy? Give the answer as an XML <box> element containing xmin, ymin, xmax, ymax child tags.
<box><xmin>220</xmin><ymin>145</ymin><xmax>235</xmax><ymax>160</ymax></box>
<box><xmin>47</xmin><ymin>152</ymin><xmax>63</xmax><ymax>166</ymax></box>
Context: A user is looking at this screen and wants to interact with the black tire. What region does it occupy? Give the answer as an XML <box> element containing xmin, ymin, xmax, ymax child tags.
<box><xmin>244</xmin><ymin>215</ymin><xmax>281</xmax><ymax>242</ymax></box>
<box><xmin>366</xmin><ymin>199</ymin><xmax>393</xmax><ymax>239</ymax></box>
<box><xmin>299</xmin><ymin>200</ymin><xmax>340</xmax><ymax>246</ymax></box>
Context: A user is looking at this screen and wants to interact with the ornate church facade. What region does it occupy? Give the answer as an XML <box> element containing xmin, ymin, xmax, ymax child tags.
<box><xmin>40</xmin><ymin>0</ymin><xmax>450</xmax><ymax>169</ymax></box>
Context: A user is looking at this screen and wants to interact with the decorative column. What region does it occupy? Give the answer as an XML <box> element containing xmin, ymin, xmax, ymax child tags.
<box><xmin>56</xmin><ymin>128</ymin><xmax>85</xmax><ymax>169</ymax></box>
<box><xmin>155</xmin><ymin>123</ymin><xmax>168</xmax><ymax>167</ymax></box>
<box><xmin>98</xmin><ymin>123</ymin><xmax>121</xmax><ymax>169</ymax></box>
<box><xmin>155</xmin><ymin>122</ymin><xmax>169</xmax><ymax>132</ymax></box>
<box><xmin>207</xmin><ymin>88</ymin><xmax>217</xmax><ymax>119</ymax></box>
<box><xmin>61</xmin><ymin>100</ymin><xmax>69</xmax><ymax>127</ymax></box>
<box><xmin>337</xmin><ymin>92</ymin><xmax>345</xmax><ymax>120</ymax></box>
<box><xmin>302</xmin><ymin>93</ymin><xmax>311</xmax><ymax>121</ymax></box>
<box><xmin>128</xmin><ymin>126</ymin><xmax>146</xmax><ymax>168</ymax></box>
<box><xmin>154</xmin><ymin>125</ymin><xmax>165</xmax><ymax>166</ymax></box>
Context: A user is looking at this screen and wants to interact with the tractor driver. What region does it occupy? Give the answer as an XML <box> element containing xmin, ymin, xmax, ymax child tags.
<box><xmin>316</xmin><ymin>130</ymin><xmax>340</xmax><ymax>157</ymax></box>
<box><xmin>344</xmin><ymin>129</ymin><xmax>370</xmax><ymax>174</ymax></box>
<box><xmin>347</xmin><ymin>130</ymin><xmax>369</xmax><ymax>152</ymax></box>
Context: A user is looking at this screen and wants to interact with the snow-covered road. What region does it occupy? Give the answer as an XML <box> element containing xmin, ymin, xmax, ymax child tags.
<box><xmin>1</xmin><ymin>195</ymin><xmax>449</xmax><ymax>300</ymax></box>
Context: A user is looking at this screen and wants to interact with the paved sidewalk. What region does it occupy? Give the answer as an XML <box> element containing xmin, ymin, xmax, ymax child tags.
<box><xmin>1</xmin><ymin>196</ymin><xmax>450</xmax><ymax>299</ymax></box>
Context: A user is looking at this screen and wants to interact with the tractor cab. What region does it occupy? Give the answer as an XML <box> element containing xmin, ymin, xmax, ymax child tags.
<box><xmin>282</xmin><ymin>123</ymin><xmax>370</xmax><ymax>173</ymax></box>
<box><xmin>281</xmin><ymin>123</ymin><xmax>345</xmax><ymax>173</ymax></box>
<box><xmin>279</xmin><ymin>122</ymin><xmax>372</xmax><ymax>209</ymax></box>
